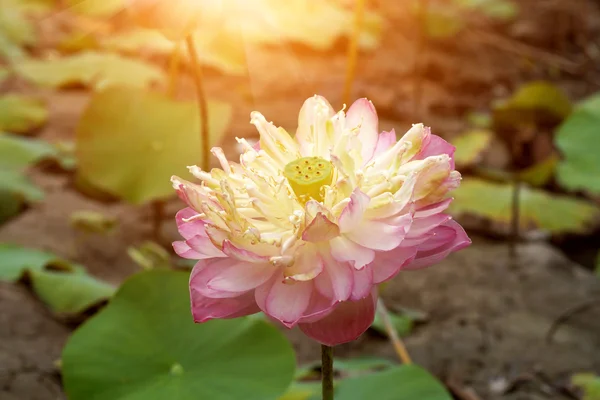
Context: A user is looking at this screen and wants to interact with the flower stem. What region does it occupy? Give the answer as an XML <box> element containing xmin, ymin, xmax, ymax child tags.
<box><xmin>509</xmin><ymin>177</ymin><xmax>521</xmax><ymax>264</ymax></box>
<box><xmin>342</xmin><ymin>0</ymin><xmax>366</xmax><ymax>106</ymax></box>
<box><xmin>413</xmin><ymin>0</ymin><xmax>430</xmax><ymax>118</ymax></box>
<box><xmin>167</xmin><ymin>40</ymin><xmax>182</xmax><ymax>98</ymax></box>
<box><xmin>321</xmin><ymin>345</ymin><xmax>334</xmax><ymax>400</ymax></box>
<box><xmin>185</xmin><ymin>34</ymin><xmax>210</xmax><ymax>171</ymax></box>
<box><xmin>377</xmin><ymin>299</ymin><xmax>412</xmax><ymax>365</ymax></box>
<box><xmin>151</xmin><ymin>199</ymin><xmax>165</xmax><ymax>241</ymax></box>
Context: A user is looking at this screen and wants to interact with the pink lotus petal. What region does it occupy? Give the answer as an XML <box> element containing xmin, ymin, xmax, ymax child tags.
<box><xmin>207</xmin><ymin>263</ymin><xmax>275</xmax><ymax>294</ymax></box>
<box><xmin>406</xmin><ymin>220</ymin><xmax>471</xmax><ymax>269</ymax></box>
<box><xmin>297</xmin><ymin>291</ymin><xmax>336</xmax><ymax>324</ymax></box>
<box><xmin>191</xmin><ymin>258</ymin><xmax>275</xmax><ymax>298</ymax></box>
<box><xmin>339</xmin><ymin>189</ymin><xmax>370</xmax><ymax>232</ymax></box>
<box><xmin>369</xmin><ymin>129</ymin><xmax>396</xmax><ymax>162</ymax></box>
<box><xmin>186</xmin><ymin>235</ymin><xmax>226</xmax><ymax>259</ymax></box>
<box><xmin>314</xmin><ymin>251</ymin><xmax>353</xmax><ymax>302</ymax></box>
<box><xmin>407</xmin><ymin>214</ymin><xmax>451</xmax><ymax>237</ymax></box>
<box><xmin>350</xmin><ymin>266</ymin><xmax>373</xmax><ymax>301</ymax></box>
<box><xmin>302</xmin><ymin>213</ymin><xmax>340</xmax><ymax>242</ymax></box>
<box><xmin>346</xmin><ymin>98</ymin><xmax>379</xmax><ymax>165</ymax></box>
<box><xmin>299</xmin><ymin>289</ymin><xmax>377</xmax><ymax>346</ymax></box>
<box><xmin>222</xmin><ymin>240</ymin><xmax>270</xmax><ymax>262</ymax></box>
<box><xmin>330</xmin><ymin>236</ymin><xmax>375</xmax><ymax>269</ymax></box>
<box><xmin>296</xmin><ymin>95</ymin><xmax>336</xmax><ymax>157</ymax></box>
<box><xmin>176</xmin><ymin>208</ymin><xmax>206</xmax><ymax>240</ymax></box>
<box><xmin>414</xmin><ymin>198</ymin><xmax>453</xmax><ymax>218</ymax></box>
<box><xmin>190</xmin><ymin>290</ymin><xmax>259</xmax><ymax>323</ymax></box>
<box><xmin>416</xmin><ymin>225</ymin><xmax>457</xmax><ymax>252</ymax></box>
<box><xmin>414</xmin><ymin>133</ymin><xmax>456</xmax><ymax>169</ymax></box>
<box><xmin>372</xmin><ymin>246</ymin><xmax>417</xmax><ymax>284</ymax></box>
<box><xmin>285</xmin><ymin>245</ymin><xmax>324</xmax><ymax>282</ymax></box>
<box><xmin>345</xmin><ymin>220</ymin><xmax>408</xmax><ymax>251</ymax></box>
<box><xmin>256</xmin><ymin>275</ymin><xmax>313</xmax><ymax>328</ymax></box>
<box><xmin>173</xmin><ymin>240</ymin><xmax>203</xmax><ymax>259</ymax></box>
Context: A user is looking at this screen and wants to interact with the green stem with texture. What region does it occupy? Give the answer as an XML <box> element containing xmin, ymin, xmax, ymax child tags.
<box><xmin>321</xmin><ymin>345</ymin><xmax>334</xmax><ymax>400</ymax></box>
<box><xmin>185</xmin><ymin>34</ymin><xmax>210</xmax><ymax>171</ymax></box>
<box><xmin>342</xmin><ymin>0</ymin><xmax>366</xmax><ymax>106</ymax></box>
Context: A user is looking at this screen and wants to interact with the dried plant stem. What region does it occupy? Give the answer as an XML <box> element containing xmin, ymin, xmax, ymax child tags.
<box><xmin>321</xmin><ymin>345</ymin><xmax>334</xmax><ymax>400</ymax></box>
<box><xmin>377</xmin><ymin>299</ymin><xmax>413</xmax><ymax>365</ymax></box>
<box><xmin>509</xmin><ymin>178</ymin><xmax>521</xmax><ymax>263</ymax></box>
<box><xmin>185</xmin><ymin>34</ymin><xmax>210</xmax><ymax>171</ymax></box>
<box><xmin>151</xmin><ymin>200</ymin><xmax>165</xmax><ymax>241</ymax></box>
<box><xmin>413</xmin><ymin>0</ymin><xmax>429</xmax><ymax>118</ymax></box>
<box><xmin>472</xmin><ymin>30</ymin><xmax>579</xmax><ymax>73</ymax></box>
<box><xmin>167</xmin><ymin>40</ymin><xmax>182</xmax><ymax>98</ymax></box>
<box><xmin>342</xmin><ymin>0</ymin><xmax>366</xmax><ymax>106</ymax></box>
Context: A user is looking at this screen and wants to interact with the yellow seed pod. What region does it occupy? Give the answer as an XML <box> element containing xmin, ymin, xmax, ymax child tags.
<box><xmin>284</xmin><ymin>157</ymin><xmax>333</xmax><ymax>202</ymax></box>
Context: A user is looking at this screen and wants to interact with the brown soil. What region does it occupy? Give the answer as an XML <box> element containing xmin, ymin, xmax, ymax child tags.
<box><xmin>1</xmin><ymin>0</ymin><xmax>600</xmax><ymax>399</ymax></box>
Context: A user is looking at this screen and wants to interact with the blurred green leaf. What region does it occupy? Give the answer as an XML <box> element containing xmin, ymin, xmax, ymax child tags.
<box><xmin>335</xmin><ymin>365</ymin><xmax>452</xmax><ymax>400</ymax></box>
<box><xmin>29</xmin><ymin>269</ymin><xmax>116</xmax><ymax>314</ymax></box>
<box><xmin>455</xmin><ymin>0</ymin><xmax>518</xmax><ymax>20</ymax></box>
<box><xmin>52</xmin><ymin>140</ymin><xmax>77</xmax><ymax>170</ymax></box>
<box><xmin>555</xmin><ymin>93</ymin><xmax>600</xmax><ymax>194</ymax></box>
<box><xmin>449</xmin><ymin>178</ymin><xmax>600</xmax><ymax>234</ymax></box>
<box><xmin>295</xmin><ymin>357</ymin><xmax>395</xmax><ymax>381</ymax></box>
<box><xmin>0</xmin><ymin>0</ymin><xmax>37</xmax><ymax>60</ymax></box>
<box><xmin>424</xmin><ymin>7</ymin><xmax>464</xmax><ymax>39</ymax></box>
<box><xmin>493</xmin><ymin>81</ymin><xmax>572</xmax><ymax>129</ymax></box>
<box><xmin>0</xmin><ymin>243</ymin><xmax>75</xmax><ymax>282</ymax></box>
<box><xmin>572</xmin><ymin>373</ymin><xmax>600</xmax><ymax>400</ymax></box>
<box><xmin>452</xmin><ymin>130</ymin><xmax>493</xmax><ymax>168</ymax></box>
<box><xmin>0</xmin><ymin>169</ymin><xmax>43</xmax><ymax>202</ymax></box>
<box><xmin>62</xmin><ymin>270</ymin><xmax>296</xmax><ymax>400</ymax></box>
<box><xmin>371</xmin><ymin>310</ymin><xmax>414</xmax><ymax>338</ymax></box>
<box><xmin>0</xmin><ymin>133</ymin><xmax>57</xmax><ymax>169</ymax></box>
<box><xmin>279</xmin><ymin>383</ymin><xmax>321</xmax><ymax>400</ymax></box>
<box><xmin>518</xmin><ymin>155</ymin><xmax>558</xmax><ymax>187</ymax></box>
<box><xmin>0</xmin><ymin>66</ymin><xmax>9</xmax><ymax>83</ymax></box>
<box><xmin>466</xmin><ymin>111</ymin><xmax>492</xmax><ymax>129</ymax></box>
<box><xmin>127</xmin><ymin>241</ymin><xmax>171</xmax><ymax>270</ymax></box>
<box><xmin>69</xmin><ymin>210</ymin><xmax>118</xmax><ymax>234</ymax></box>
<box><xmin>0</xmin><ymin>94</ymin><xmax>48</xmax><ymax>133</ymax></box>
<box><xmin>0</xmin><ymin>189</ymin><xmax>23</xmax><ymax>224</ymax></box>
<box><xmin>101</xmin><ymin>28</ymin><xmax>175</xmax><ymax>55</ymax></box>
<box><xmin>76</xmin><ymin>87</ymin><xmax>232</xmax><ymax>204</ymax></box>
<box><xmin>65</xmin><ymin>0</ymin><xmax>124</xmax><ymax>17</ymax></box>
<box><xmin>15</xmin><ymin>51</ymin><xmax>165</xmax><ymax>89</ymax></box>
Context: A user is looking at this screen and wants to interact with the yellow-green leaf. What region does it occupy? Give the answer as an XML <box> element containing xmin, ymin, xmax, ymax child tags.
<box><xmin>76</xmin><ymin>87</ymin><xmax>232</xmax><ymax>204</ymax></box>
<box><xmin>555</xmin><ymin>93</ymin><xmax>600</xmax><ymax>194</ymax></box>
<box><xmin>127</xmin><ymin>241</ymin><xmax>170</xmax><ymax>270</ymax></box>
<box><xmin>0</xmin><ymin>133</ymin><xmax>56</xmax><ymax>169</ymax></box>
<box><xmin>572</xmin><ymin>373</ymin><xmax>600</xmax><ymax>400</ymax></box>
<box><xmin>15</xmin><ymin>51</ymin><xmax>165</xmax><ymax>89</ymax></box>
<box><xmin>493</xmin><ymin>81</ymin><xmax>572</xmax><ymax>129</ymax></box>
<box><xmin>29</xmin><ymin>269</ymin><xmax>116</xmax><ymax>315</ymax></box>
<box><xmin>0</xmin><ymin>66</ymin><xmax>9</xmax><ymax>83</ymax></box>
<box><xmin>449</xmin><ymin>178</ymin><xmax>600</xmax><ymax>234</ymax></box>
<box><xmin>0</xmin><ymin>94</ymin><xmax>48</xmax><ymax>133</ymax></box>
<box><xmin>69</xmin><ymin>210</ymin><xmax>118</xmax><ymax>234</ymax></box>
<box><xmin>518</xmin><ymin>155</ymin><xmax>558</xmax><ymax>187</ymax></box>
<box><xmin>0</xmin><ymin>243</ymin><xmax>76</xmax><ymax>282</ymax></box>
<box><xmin>101</xmin><ymin>28</ymin><xmax>175</xmax><ymax>55</ymax></box>
<box><xmin>64</xmin><ymin>0</ymin><xmax>125</xmax><ymax>17</ymax></box>
<box><xmin>452</xmin><ymin>130</ymin><xmax>493</xmax><ymax>167</ymax></box>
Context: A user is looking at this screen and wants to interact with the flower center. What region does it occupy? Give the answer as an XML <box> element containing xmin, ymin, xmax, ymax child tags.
<box><xmin>284</xmin><ymin>157</ymin><xmax>333</xmax><ymax>202</ymax></box>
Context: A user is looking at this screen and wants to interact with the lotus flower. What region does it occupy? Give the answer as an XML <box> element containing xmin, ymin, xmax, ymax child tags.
<box><xmin>172</xmin><ymin>96</ymin><xmax>470</xmax><ymax>346</ymax></box>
